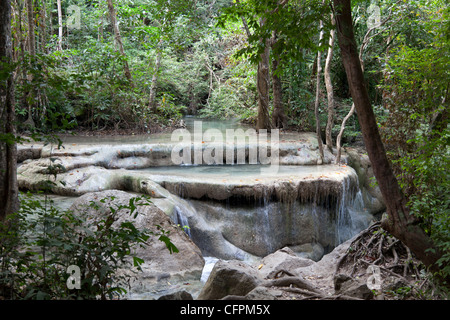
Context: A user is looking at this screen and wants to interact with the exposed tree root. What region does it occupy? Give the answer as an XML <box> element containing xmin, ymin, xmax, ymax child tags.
<box><xmin>333</xmin><ymin>221</ymin><xmax>443</xmax><ymax>299</ymax></box>
<box><xmin>224</xmin><ymin>222</ymin><xmax>446</xmax><ymax>300</ymax></box>
<box><xmin>262</xmin><ymin>276</ymin><xmax>322</xmax><ymax>294</ymax></box>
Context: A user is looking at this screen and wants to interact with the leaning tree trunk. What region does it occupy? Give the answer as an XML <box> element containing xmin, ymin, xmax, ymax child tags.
<box><xmin>0</xmin><ymin>0</ymin><xmax>19</xmax><ymax>220</ymax></box>
<box><xmin>332</xmin><ymin>0</ymin><xmax>442</xmax><ymax>272</ymax></box>
<box><xmin>335</xmin><ymin>103</ymin><xmax>355</xmax><ymax>164</ymax></box>
<box><xmin>106</xmin><ymin>0</ymin><xmax>132</xmax><ymax>83</ymax></box>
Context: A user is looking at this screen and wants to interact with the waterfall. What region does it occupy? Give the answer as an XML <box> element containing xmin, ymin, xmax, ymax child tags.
<box><xmin>336</xmin><ymin>176</ymin><xmax>352</xmax><ymax>245</ymax></box>
<box><xmin>173</xmin><ymin>206</ymin><xmax>191</xmax><ymax>237</ymax></box>
<box><xmin>335</xmin><ymin>176</ymin><xmax>371</xmax><ymax>246</ymax></box>
<box><xmin>260</xmin><ymin>204</ymin><xmax>274</xmax><ymax>254</ymax></box>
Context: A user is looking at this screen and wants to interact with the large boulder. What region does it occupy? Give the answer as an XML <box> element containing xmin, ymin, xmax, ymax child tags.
<box><xmin>69</xmin><ymin>190</ymin><xmax>205</xmax><ymax>295</ymax></box>
<box><xmin>197</xmin><ymin>260</ymin><xmax>263</xmax><ymax>300</ymax></box>
<box><xmin>257</xmin><ymin>247</ymin><xmax>315</xmax><ymax>279</ymax></box>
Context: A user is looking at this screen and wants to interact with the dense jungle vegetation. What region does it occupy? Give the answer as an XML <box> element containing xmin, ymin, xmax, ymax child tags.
<box><xmin>0</xmin><ymin>0</ymin><xmax>449</xmax><ymax>299</ymax></box>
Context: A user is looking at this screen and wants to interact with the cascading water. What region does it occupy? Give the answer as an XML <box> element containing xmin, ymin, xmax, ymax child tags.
<box><xmin>162</xmin><ymin>167</ymin><xmax>373</xmax><ymax>262</ymax></box>
<box><xmin>172</xmin><ymin>206</ymin><xmax>191</xmax><ymax>237</ymax></box>
<box><xmin>335</xmin><ymin>175</ymin><xmax>373</xmax><ymax>247</ymax></box>
<box><xmin>336</xmin><ymin>175</ymin><xmax>352</xmax><ymax>245</ymax></box>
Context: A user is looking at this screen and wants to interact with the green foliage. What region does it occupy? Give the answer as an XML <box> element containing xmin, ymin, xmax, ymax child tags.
<box><xmin>378</xmin><ymin>1</ymin><xmax>450</xmax><ymax>281</ymax></box>
<box><xmin>0</xmin><ymin>193</ymin><xmax>177</xmax><ymax>300</ymax></box>
<box><xmin>216</xmin><ymin>0</ymin><xmax>329</xmax><ymax>64</ymax></box>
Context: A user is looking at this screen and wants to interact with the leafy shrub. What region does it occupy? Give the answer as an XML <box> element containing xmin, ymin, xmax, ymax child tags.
<box><xmin>0</xmin><ymin>193</ymin><xmax>177</xmax><ymax>300</ymax></box>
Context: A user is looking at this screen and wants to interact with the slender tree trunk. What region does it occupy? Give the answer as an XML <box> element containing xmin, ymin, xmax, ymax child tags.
<box><xmin>149</xmin><ymin>42</ymin><xmax>162</xmax><ymax>112</ymax></box>
<box><xmin>26</xmin><ymin>0</ymin><xmax>35</xmax><ymax>55</ymax></box>
<box><xmin>16</xmin><ymin>0</ymin><xmax>25</xmax><ymax>65</ymax></box>
<box><xmin>25</xmin><ymin>0</ymin><xmax>35</xmax><ymax>128</ymax></box>
<box><xmin>57</xmin><ymin>0</ymin><xmax>62</xmax><ymax>51</ymax></box>
<box><xmin>314</xmin><ymin>20</ymin><xmax>325</xmax><ymax>163</ymax></box>
<box><xmin>324</xmin><ymin>14</ymin><xmax>336</xmax><ymax>152</ymax></box>
<box><xmin>333</xmin><ymin>0</ymin><xmax>442</xmax><ymax>272</ymax></box>
<box><xmin>271</xmin><ymin>32</ymin><xmax>287</xmax><ymax>129</ymax></box>
<box><xmin>0</xmin><ymin>0</ymin><xmax>19</xmax><ymax>220</ymax></box>
<box><xmin>335</xmin><ymin>103</ymin><xmax>355</xmax><ymax>163</ymax></box>
<box><xmin>106</xmin><ymin>0</ymin><xmax>132</xmax><ymax>83</ymax></box>
<box><xmin>40</xmin><ymin>0</ymin><xmax>47</xmax><ymax>53</ymax></box>
<box><xmin>256</xmin><ymin>37</ymin><xmax>271</xmax><ymax>131</ymax></box>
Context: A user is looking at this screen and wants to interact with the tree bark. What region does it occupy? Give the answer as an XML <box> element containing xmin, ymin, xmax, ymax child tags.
<box><xmin>335</xmin><ymin>103</ymin><xmax>355</xmax><ymax>164</ymax></box>
<box><xmin>271</xmin><ymin>57</ymin><xmax>286</xmax><ymax>128</ymax></box>
<box><xmin>236</xmin><ymin>3</ymin><xmax>272</xmax><ymax>131</ymax></box>
<box><xmin>26</xmin><ymin>0</ymin><xmax>35</xmax><ymax>55</ymax></box>
<box><xmin>149</xmin><ymin>42</ymin><xmax>162</xmax><ymax>112</ymax></box>
<box><xmin>324</xmin><ymin>13</ymin><xmax>336</xmax><ymax>151</ymax></box>
<box><xmin>314</xmin><ymin>19</ymin><xmax>325</xmax><ymax>163</ymax></box>
<box><xmin>106</xmin><ymin>0</ymin><xmax>133</xmax><ymax>83</ymax></box>
<box><xmin>332</xmin><ymin>0</ymin><xmax>442</xmax><ymax>271</ymax></box>
<box><xmin>24</xmin><ymin>0</ymin><xmax>35</xmax><ymax>128</ymax></box>
<box><xmin>256</xmin><ymin>36</ymin><xmax>271</xmax><ymax>131</ymax></box>
<box><xmin>0</xmin><ymin>0</ymin><xmax>19</xmax><ymax>220</ymax></box>
<box><xmin>40</xmin><ymin>0</ymin><xmax>47</xmax><ymax>53</ymax></box>
<box><xmin>57</xmin><ymin>0</ymin><xmax>62</xmax><ymax>51</ymax></box>
<box><xmin>270</xmin><ymin>31</ymin><xmax>287</xmax><ymax>129</ymax></box>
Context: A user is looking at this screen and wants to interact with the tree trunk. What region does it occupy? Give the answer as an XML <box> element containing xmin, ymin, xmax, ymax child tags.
<box><xmin>106</xmin><ymin>0</ymin><xmax>133</xmax><ymax>83</ymax></box>
<box><xmin>314</xmin><ymin>20</ymin><xmax>325</xmax><ymax>163</ymax></box>
<box><xmin>324</xmin><ymin>14</ymin><xmax>336</xmax><ymax>152</ymax></box>
<box><xmin>335</xmin><ymin>103</ymin><xmax>355</xmax><ymax>164</ymax></box>
<box><xmin>271</xmin><ymin>32</ymin><xmax>287</xmax><ymax>129</ymax></box>
<box><xmin>256</xmin><ymin>37</ymin><xmax>271</xmax><ymax>131</ymax></box>
<box><xmin>237</xmin><ymin>8</ymin><xmax>271</xmax><ymax>131</ymax></box>
<box><xmin>332</xmin><ymin>0</ymin><xmax>442</xmax><ymax>271</ymax></box>
<box><xmin>57</xmin><ymin>0</ymin><xmax>62</xmax><ymax>50</ymax></box>
<box><xmin>0</xmin><ymin>0</ymin><xmax>19</xmax><ymax>220</ymax></box>
<box><xmin>149</xmin><ymin>43</ymin><xmax>162</xmax><ymax>112</ymax></box>
<box><xmin>271</xmin><ymin>57</ymin><xmax>286</xmax><ymax>128</ymax></box>
<box><xmin>25</xmin><ymin>0</ymin><xmax>35</xmax><ymax>128</ymax></box>
<box><xmin>40</xmin><ymin>0</ymin><xmax>47</xmax><ymax>53</ymax></box>
<box><xmin>26</xmin><ymin>0</ymin><xmax>35</xmax><ymax>55</ymax></box>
